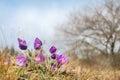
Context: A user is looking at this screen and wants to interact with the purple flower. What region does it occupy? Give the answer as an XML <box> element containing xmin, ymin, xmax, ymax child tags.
<box><xmin>56</xmin><ymin>54</ymin><xmax>67</xmax><ymax>65</ymax></box>
<box><xmin>16</xmin><ymin>55</ymin><xmax>26</xmax><ymax>67</ymax></box>
<box><xmin>52</xmin><ymin>65</ymin><xmax>57</xmax><ymax>70</ymax></box>
<box><xmin>18</xmin><ymin>38</ymin><xmax>27</xmax><ymax>50</ymax></box>
<box><xmin>34</xmin><ymin>37</ymin><xmax>42</xmax><ymax>50</ymax></box>
<box><xmin>49</xmin><ymin>45</ymin><xmax>57</xmax><ymax>53</ymax></box>
<box><xmin>51</xmin><ymin>53</ymin><xmax>59</xmax><ymax>59</ymax></box>
<box><xmin>34</xmin><ymin>53</ymin><xmax>45</xmax><ymax>63</ymax></box>
<box><xmin>51</xmin><ymin>53</ymin><xmax>56</xmax><ymax>59</ymax></box>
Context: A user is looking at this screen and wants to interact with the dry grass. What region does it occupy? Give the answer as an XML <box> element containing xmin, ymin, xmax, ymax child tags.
<box><xmin>0</xmin><ymin>50</ymin><xmax>120</xmax><ymax>80</ymax></box>
<box><xmin>64</xmin><ymin>58</ymin><xmax>120</xmax><ymax>80</ymax></box>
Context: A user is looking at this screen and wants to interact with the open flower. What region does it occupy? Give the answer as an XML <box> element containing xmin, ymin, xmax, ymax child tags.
<box><xmin>18</xmin><ymin>38</ymin><xmax>27</xmax><ymax>50</ymax></box>
<box><xmin>49</xmin><ymin>45</ymin><xmax>57</xmax><ymax>53</ymax></box>
<box><xmin>34</xmin><ymin>53</ymin><xmax>45</xmax><ymax>63</ymax></box>
<box><xmin>34</xmin><ymin>37</ymin><xmax>42</xmax><ymax>50</ymax></box>
<box><xmin>56</xmin><ymin>54</ymin><xmax>67</xmax><ymax>65</ymax></box>
<box><xmin>16</xmin><ymin>55</ymin><xmax>26</xmax><ymax>67</ymax></box>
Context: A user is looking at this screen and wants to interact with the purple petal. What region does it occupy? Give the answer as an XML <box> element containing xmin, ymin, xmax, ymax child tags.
<box><xmin>34</xmin><ymin>58</ymin><xmax>41</xmax><ymax>63</ymax></box>
<box><xmin>49</xmin><ymin>45</ymin><xmax>57</xmax><ymax>53</ymax></box>
<box><xmin>52</xmin><ymin>65</ymin><xmax>57</xmax><ymax>70</ymax></box>
<box><xmin>56</xmin><ymin>54</ymin><xmax>67</xmax><ymax>65</ymax></box>
<box><xmin>39</xmin><ymin>53</ymin><xmax>45</xmax><ymax>62</ymax></box>
<box><xmin>51</xmin><ymin>53</ymin><xmax>57</xmax><ymax>59</ymax></box>
<box><xmin>18</xmin><ymin>38</ymin><xmax>27</xmax><ymax>50</ymax></box>
<box><xmin>34</xmin><ymin>53</ymin><xmax>45</xmax><ymax>63</ymax></box>
<box><xmin>16</xmin><ymin>60</ymin><xmax>26</xmax><ymax>67</ymax></box>
<box><xmin>16</xmin><ymin>55</ymin><xmax>26</xmax><ymax>67</ymax></box>
<box><xmin>34</xmin><ymin>37</ymin><xmax>42</xmax><ymax>50</ymax></box>
<box><xmin>16</xmin><ymin>55</ymin><xmax>26</xmax><ymax>60</ymax></box>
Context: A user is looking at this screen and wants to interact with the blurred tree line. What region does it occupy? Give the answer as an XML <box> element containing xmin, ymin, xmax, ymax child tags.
<box><xmin>56</xmin><ymin>0</ymin><xmax>120</xmax><ymax>68</ymax></box>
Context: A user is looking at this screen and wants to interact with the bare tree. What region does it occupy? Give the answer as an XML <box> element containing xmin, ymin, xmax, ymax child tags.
<box><xmin>56</xmin><ymin>0</ymin><xmax>120</xmax><ymax>58</ymax></box>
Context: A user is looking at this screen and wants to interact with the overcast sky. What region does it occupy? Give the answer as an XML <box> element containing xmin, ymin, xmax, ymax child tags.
<box><xmin>0</xmin><ymin>0</ymin><xmax>100</xmax><ymax>50</ymax></box>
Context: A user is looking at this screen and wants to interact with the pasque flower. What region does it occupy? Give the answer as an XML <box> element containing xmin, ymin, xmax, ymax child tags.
<box><xmin>16</xmin><ymin>55</ymin><xmax>26</xmax><ymax>67</ymax></box>
<box><xmin>34</xmin><ymin>53</ymin><xmax>45</xmax><ymax>63</ymax></box>
<box><xmin>18</xmin><ymin>38</ymin><xmax>27</xmax><ymax>50</ymax></box>
<box><xmin>56</xmin><ymin>54</ymin><xmax>67</xmax><ymax>65</ymax></box>
<box><xmin>34</xmin><ymin>37</ymin><xmax>42</xmax><ymax>50</ymax></box>
<box><xmin>51</xmin><ymin>53</ymin><xmax>59</xmax><ymax>59</ymax></box>
<box><xmin>49</xmin><ymin>45</ymin><xmax>57</xmax><ymax>53</ymax></box>
<box><xmin>51</xmin><ymin>53</ymin><xmax>57</xmax><ymax>59</ymax></box>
